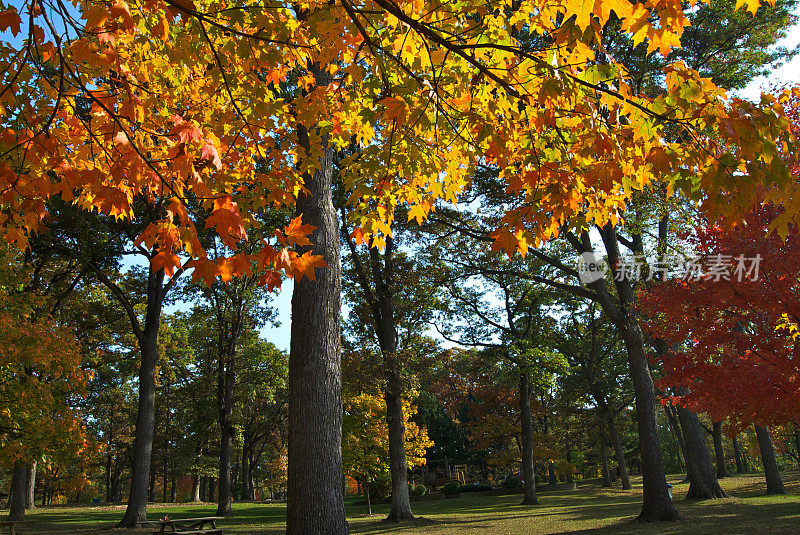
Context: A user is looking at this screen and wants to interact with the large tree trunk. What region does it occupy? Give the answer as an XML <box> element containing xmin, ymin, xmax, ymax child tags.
<box><xmin>712</xmin><ymin>421</ymin><xmax>727</xmax><ymax>479</ymax></box>
<box><xmin>117</xmin><ymin>320</ymin><xmax>161</xmax><ymax>526</ymax></box>
<box><xmin>754</xmin><ymin>425</ymin><xmax>785</xmax><ymax>495</ymax></box>
<box><xmin>286</xmin><ymin>115</ymin><xmax>348</xmax><ymax>534</ymax></box>
<box><xmin>9</xmin><ymin>463</ymin><xmax>27</xmax><ymax>520</ymax></box>
<box><xmin>116</xmin><ymin>267</ymin><xmax>167</xmax><ymax>528</ymax></box>
<box><xmin>732</xmin><ymin>435</ymin><xmax>745</xmax><ymax>473</ymax></box>
<box><xmin>677</xmin><ymin>406</ymin><xmax>727</xmax><ymax>499</ymax></box>
<box><xmin>217</xmin><ymin>348</ymin><xmax>235</xmax><ymax>516</ymax></box>
<box><xmin>617</xmin><ymin>320</ymin><xmax>679</xmax><ymax>520</ymax></box>
<box><xmin>606</xmin><ymin>413</ymin><xmax>632</xmax><ymax>490</ymax></box>
<box><xmin>519</xmin><ymin>374</ymin><xmax>538</xmax><ymax>505</ymax></box>
<box><xmin>25</xmin><ymin>461</ymin><xmax>36</xmax><ymax>510</ymax></box>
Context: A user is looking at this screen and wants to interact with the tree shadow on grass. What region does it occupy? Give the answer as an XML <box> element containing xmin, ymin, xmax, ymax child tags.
<box><xmin>553</xmin><ymin>499</ymin><xmax>800</xmax><ymax>535</ymax></box>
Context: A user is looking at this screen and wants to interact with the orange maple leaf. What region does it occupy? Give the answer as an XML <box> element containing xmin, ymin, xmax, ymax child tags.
<box><xmin>205</xmin><ymin>196</ymin><xmax>247</xmax><ymax>248</ymax></box>
<box><xmin>185</xmin><ymin>257</ymin><xmax>218</xmax><ymax>286</ymax></box>
<box><xmin>291</xmin><ymin>252</ymin><xmax>327</xmax><ymax>281</ymax></box>
<box><xmin>281</xmin><ymin>216</ymin><xmax>315</xmax><ymax>247</ymax></box>
<box><xmin>258</xmin><ymin>270</ymin><xmax>282</xmax><ymax>292</ymax></box>
<box><xmin>152</xmin><ymin>251</ymin><xmax>182</xmax><ymax>277</ymax></box>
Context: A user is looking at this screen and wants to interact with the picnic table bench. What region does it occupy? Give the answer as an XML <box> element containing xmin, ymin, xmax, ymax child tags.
<box><xmin>149</xmin><ymin>516</ymin><xmax>224</xmax><ymax>534</ymax></box>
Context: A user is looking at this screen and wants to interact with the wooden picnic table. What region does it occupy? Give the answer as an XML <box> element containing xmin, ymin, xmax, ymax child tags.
<box><xmin>150</xmin><ymin>516</ymin><xmax>224</xmax><ymax>534</ymax></box>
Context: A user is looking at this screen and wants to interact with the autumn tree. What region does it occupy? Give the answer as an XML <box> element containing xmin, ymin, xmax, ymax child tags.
<box><xmin>3</xmin><ymin>0</ymin><xmax>797</xmax><ymax>528</ymax></box>
<box><xmin>234</xmin><ymin>339</ymin><xmax>288</xmax><ymax>502</ymax></box>
<box><xmin>341</xmin><ymin>392</ymin><xmax>432</xmax><ymax>515</ymax></box>
<box><xmin>424</xmin><ymin>233</ymin><xmax>568</xmax><ymax>505</ymax></box>
<box><xmin>0</xmin><ymin>247</ymin><xmax>94</xmax><ymax>520</ymax></box>
<box><xmin>341</xmin><ymin>217</ymin><xmax>442</xmax><ymax>521</ymax></box>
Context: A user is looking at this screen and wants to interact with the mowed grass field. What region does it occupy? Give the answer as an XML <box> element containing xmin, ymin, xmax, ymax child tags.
<box><xmin>7</xmin><ymin>473</ymin><xmax>800</xmax><ymax>534</ymax></box>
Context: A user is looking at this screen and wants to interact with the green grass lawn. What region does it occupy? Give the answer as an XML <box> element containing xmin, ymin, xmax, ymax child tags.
<box><xmin>8</xmin><ymin>473</ymin><xmax>800</xmax><ymax>534</ymax></box>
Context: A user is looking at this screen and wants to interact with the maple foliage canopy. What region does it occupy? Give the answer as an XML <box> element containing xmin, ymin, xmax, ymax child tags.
<box><xmin>0</xmin><ymin>247</ymin><xmax>95</xmax><ymax>467</ymax></box>
<box><xmin>639</xmin><ymin>92</ymin><xmax>800</xmax><ymax>430</ymax></box>
<box><xmin>0</xmin><ymin>0</ymin><xmax>796</xmax><ymax>283</ymax></box>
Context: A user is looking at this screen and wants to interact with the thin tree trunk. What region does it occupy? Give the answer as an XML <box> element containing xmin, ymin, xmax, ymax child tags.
<box><xmin>217</xmin><ymin>347</ymin><xmax>235</xmax><ymax>516</ymax></box>
<box><xmin>247</xmin><ymin>450</ymin><xmax>255</xmax><ymax>500</ymax></box>
<box><xmin>162</xmin><ymin>457</ymin><xmax>169</xmax><ymax>504</ymax></box>
<box><xmin>712</xmin><ymin>421</ymin><xmax>727</xmax><ymax>479</ymax></box>
<box><xmin>606</xmin><ymin>414</ymin><xmax>631</xmax><ymax>490</ymax></box>
<box><xmin>209</xmin><ymin>477</ymin><xmax>215</xmax><ymax>502</ymax></box>
<box><xmin>664</xmin><ymin>405</ymin><xmax>686</xmax><ymax>475</ymax></box>
<box><xmin>9</xmin><ymin>463</ymin><xmax>27</xmax><ymax>520</ymax></box>
<box><xmin>365</xmin><ymin>481</ymin><xmax>372</xmax><ymax>516</ymax></box>
<box><xmin>732</xmin><ymin>436</ymin><xmax>745</xmax><ymax>473</ymax></box>
<box><xmin>25</xmin><ymin>461</ymin><xmax>36</xmax><ymax>510</ymax></box>
<box><xmin>547</xmin><ymin>461</ymin><xmax>557</xmax><ymax>486</ymax></box>
<box><xmin>794</xmin><ymin>427</ymin><xmax>800</xmax><ymax>470</ymax></box>
<box><xmin>148</xmin><ymin>470</ymin><xmax>155</xmax><ymax>502</ymax></box>
<box><xmin>754</xmin><ymin>425</ymin><xmax>785</xmax><ymax>495</ymax></box>
<box><xmin>599</xmin><ymin>434</ymin><xmax>612</xmax><ymax>488</ymax></box>
<box><xmin>192</xmin><ymin>471</ymin><xmax>201</xmax><ymax>502</ymax></box>
<box><xmin>286</xmin><ymin>96</ymin><xmax>348</xmax><ymax>534</ymax></box>
<box><xmin>676</xmin><ymin>405</ymin><xmax>727</xmax><ymax>499</ymax></box>
<box><xmin>241</xmin><ymin>446</ymin><xmax>251</xmax><ymax>500</ymax></box>
<box><xmin>105</xmin><ymin>455</ymin><xmax>114</xmax><ymax>502</ymax></box>
<box><xmin>519</xmin><ymin>374</ymin><xmax>538</xmax><ymax>505</ymax></box>
<box><xmin>170</xmin><ymin>467</ymin><xmax>176</xmax><ymax>503</ymax></box>
<box><xmin>347</xmin><ymin>217</ymin><xmax>414</xmax><ymax>521</ymax></box>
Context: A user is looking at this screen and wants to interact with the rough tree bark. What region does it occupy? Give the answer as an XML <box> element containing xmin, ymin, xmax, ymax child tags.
<box><xmin>9</xmin><ymin>463</ymin><xmax>27</xmax><ymax>520</ymax></box>
<box><xmin>286</xmin><ymin>93</ymin><xmax>348</xmax><ymax>533</ymax></box>
<box><xmin>606</xmin><ymin>413</ymin><xmax>632</xmax><ymax>490</ymax></box>
<box><xmin>240</xmin><ymin>445</ymin><xmax>252</xmax><ymax>500</ymax></box>
<box><xmin>385</xmin><ymin>355</ymin><xmax>413</xmax><ymax>521</ymax></box>
<box><xmin>677</xmin><ymin>406</ymin><xmax>727</xmax><ymax>499</ymax></box>
<box><xmin>519</xmin><ymin>374</ymin><xmax>538</xmax><ymax>505</ymax></box>
<box><xmin>712</xmin><ymin>421</ymin><xmax>727</xmax><ymax>479</ymax></box>
<box><xmin>755</xmin><ymin>425</ymin><xmax>785</xmax><ymax>495</ymax></box>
